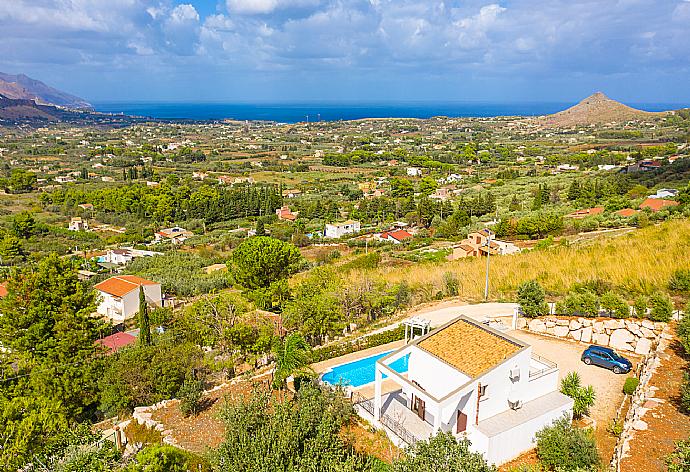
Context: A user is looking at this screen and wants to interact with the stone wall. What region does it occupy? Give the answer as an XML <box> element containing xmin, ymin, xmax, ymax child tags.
<box><xmin>517</xmin><ymin>316</ymin><xmax>666</xmax><ymax>355</ymax></box>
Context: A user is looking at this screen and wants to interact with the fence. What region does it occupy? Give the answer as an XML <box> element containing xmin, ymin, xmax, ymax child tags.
<box><xmin>351</xmin><ymin>391</ymin><xmax>418</xmax><ymax>446</ymax></box>
<box><xmin>529</xmin><ymin>353</ymin><xmax>558</xmax><ymax>379</ymax></box>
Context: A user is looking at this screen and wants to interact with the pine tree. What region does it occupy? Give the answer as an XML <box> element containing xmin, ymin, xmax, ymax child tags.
<box><xmin>256</xmin><ymin>218</ymin><xmax>266</xmax><ymax>236</ymax></box>
<box><xmin>138</xmin><ymin>286</ymin><xmax>151</xmax><ymax>346</ymax></box>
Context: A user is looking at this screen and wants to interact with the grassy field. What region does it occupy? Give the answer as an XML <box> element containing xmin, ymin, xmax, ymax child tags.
<box><xmin>348</xmin><ymin>219</ymin><xmax>690</xmax><ymax>303</ymax></box>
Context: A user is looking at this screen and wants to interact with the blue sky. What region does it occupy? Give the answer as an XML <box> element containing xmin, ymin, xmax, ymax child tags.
<box><xmin>1</xmin><ymin>0</ymin><xmax>689</xmax><ymax>103</ymax></box>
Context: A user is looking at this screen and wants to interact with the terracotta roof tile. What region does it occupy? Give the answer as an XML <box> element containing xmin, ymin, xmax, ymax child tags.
<box><xmin>94</xmin><ymin>275</ymin><xmax>158</xmax><ymax>298</ymax></box>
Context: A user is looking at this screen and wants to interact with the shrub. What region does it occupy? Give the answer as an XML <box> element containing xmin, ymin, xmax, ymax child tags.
<box><xmin>393</xmin><ymin>432</ymin><xmax>496</xmax><ymax>472</ymax></box>
<box><xmin>443</xmin><ymin>271</ymin><xmax>460</xmax><ymax>297</ymax></box>
<box><xmin>517</xmin><ymin>280</ymin><xmax>549</xmax><ymax>318</ymax></box>
<box><xmin>125</xmin><ymin>444</ymin><xmax>201</xmax><ymax>472</ymax></box>
<box><xmin>648</xmin><ymin>292</ymin><xmax>673</xmax><ymax>322</ymax></box>
<box><xmin>666</xmin><ymin>438</ymin><xmax>690</xmax><ymax>472</ymax></box>
<box><xmin>633</xmin><ymin>296</ymin><xmax>648</xmax><ymax>318</ymax></box>
<box><xmin>535</xmin><ymin>416</ymin><xmax>600</xmax><ymax>471</ymax></box>
<box><xmin>178</xmin><ymin>378</ymin><xmax>204</xmax><ymax>417</ymax></box>
<box><xmin>681</xmin><ymin>372</ymin><xmax>690</xmax><ymax>415</ymax></box>
<box><xmin>669</xmin><ymin>269</ymin><xmax>690</xmax><ymax>293</ymax></box>
<box><xmin>560</xmin><ymin>371</ymin><xmax>596</xmax><ymax>420</ymax></box>
<box><xmin>678</xmin><ymin>310</ymin><xmax>690</xmax><ymax>357</ymax></box>
<box><xmin>311</xmin><ymin>325</ymin><xmax>407</xmax><ymax>363</ymax></box>
<box><xmin>623</xmin><ymin>377</ymin><xmax>640</xmax><ymax>395</ymax></box>
<box><xmin>600</xmin><ymin>291</ymin><xmax>630</xmax><ymax>319</ymax></box>
<box><xmin>557</xmin><ymin>291</ymin><xmax>599</xmax><ymax>318</ymax></box>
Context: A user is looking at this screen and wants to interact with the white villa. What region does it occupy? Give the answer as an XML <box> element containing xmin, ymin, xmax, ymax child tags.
<box><xmin>368</xmin><ymin>316</ymin><xmax>573</xmax><ymax>466</ymax></box>
<box><xmin>324</xmin><ymin>220</ymin><xmax>361</xmax><ymax>239</ymax></box>
<box><xmin>94</xmin><ymin>275</ymin><xmax>162</xmax><ymax>323</ymax></box>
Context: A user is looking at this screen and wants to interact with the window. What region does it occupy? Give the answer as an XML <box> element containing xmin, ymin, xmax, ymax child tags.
<box><xmin>479</xmin><ymin>384</ymin><xmax>488</xmax><ymax>399</ymax></box>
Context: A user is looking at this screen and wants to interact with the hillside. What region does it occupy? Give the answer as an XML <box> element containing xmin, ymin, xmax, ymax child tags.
<box><xmin>0</xmin><ymin>71</ymin><xmax>92</xmax><ymax>110</ymax></box>
<box><xmin>542</xmin><ymin>92</ymin><xmax>667</xmax><ymax>126</ymax></box>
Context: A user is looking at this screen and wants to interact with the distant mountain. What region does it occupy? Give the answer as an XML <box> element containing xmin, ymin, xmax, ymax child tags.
<box><xmin>0</xmin><ymin>72</ymin><xmax>92</xmax><ymax>110</ymax></box>
<box><xmin>543</xmin><ymin>92</ymin><xmax>667</xmax><ymax>126</ymax></box>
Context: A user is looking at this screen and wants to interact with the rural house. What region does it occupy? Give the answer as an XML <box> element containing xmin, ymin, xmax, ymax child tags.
<box><xmin>324</xmin><ymin>220</ymin><xmax>361</xmax><ymax>239</ymax></box>
<box><xmin>372</xmin><ymin>316</ymin><xmax>572</xmax><ymax>465</ymax></box>
<box><xmin>154</xmin><ymin>226</ymin><xmax>193</xmax><ymax>245</ymax></box>
<box><xmin>94</xmin><ymin>275</ymin><xmax>162</xmax><ymax>323</ymax></box>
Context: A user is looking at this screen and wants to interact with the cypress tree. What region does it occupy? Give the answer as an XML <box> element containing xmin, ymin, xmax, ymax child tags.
<box><xmin>138</xmin><ymin>286</ymin><xmax>151</xmax><ymax>346</ymax></box>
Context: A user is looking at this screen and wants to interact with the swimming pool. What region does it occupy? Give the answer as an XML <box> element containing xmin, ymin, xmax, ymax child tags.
<box><xmin>321</xmin><ymin>350</ymin><xmax>409</xmax><ymax>388</ymax></box>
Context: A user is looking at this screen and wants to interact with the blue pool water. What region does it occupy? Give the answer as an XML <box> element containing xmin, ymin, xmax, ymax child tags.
<box><xmin>322</xmin><ymin>351</ymin><xmax>409</xmax><ymax>388</ymax></box>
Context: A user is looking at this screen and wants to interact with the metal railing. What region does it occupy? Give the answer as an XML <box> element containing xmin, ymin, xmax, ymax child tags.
<box><xmin>380</xmin><ymin>412</ymin><xmax>418</xmax><ymax>446</ymax></box>
<box><xmin>529</xmin><ymin>353</ymin><xmax>558</xmax><ymax>379</ymax></box>
<box><xmin>350</xmin><ymin>392</ymin><xmax>418</xmax><ymax>446</ymax></box>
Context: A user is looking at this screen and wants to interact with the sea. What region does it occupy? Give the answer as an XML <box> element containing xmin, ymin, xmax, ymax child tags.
<box><xmin>92</xmin><ymin>101</ymin><xmax>684</xmax><ymax>124</ymax></box>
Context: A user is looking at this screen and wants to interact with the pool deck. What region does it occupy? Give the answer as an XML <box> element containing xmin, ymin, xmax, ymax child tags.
<box><xmin>312</xmin><ymin>339</ymin><xmax>405</xmax><ymax>375</ymax></box>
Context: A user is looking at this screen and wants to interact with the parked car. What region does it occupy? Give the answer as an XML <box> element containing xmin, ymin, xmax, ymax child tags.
<box><xmin>581</xmin><ymin>345</ymin><xmax>632</xmax><ymax>374</ymax></box>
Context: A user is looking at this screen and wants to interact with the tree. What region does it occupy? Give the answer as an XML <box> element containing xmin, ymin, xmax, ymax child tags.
<box><xmin>11</xmin><ymin>211</ymin><xmax>36</xmax><ymax>238</ymax></box>
<box><xmin>0</xmin><ymin>233</ymin><xmax>24</xmax><ymax>261</ymax></box>
<box><xmin>560</xmin><ymin>371</ymin><xmax>595</xmax><ymax>420</ymax></box>
<box><xmin>535</xmin><ymin>416</ymin><xmax>600</xmax><ymax>471</ymax></box>
<box><xmin>391</xmin><ymin>177</ymin><xmax>414</xmax><ymax>198</ymax></box>
<box><xmin>557</xmin><ymin>291</ymin><xmax>600</xmax><ymax>318</ymax></box>
<box><xmin>255</xmin><ymin>217</ymin><xmax>266</xmax><ymax>236</ymax></box>
<box><xmin>231</xmin><ymin>236</ymin><xmax>301</xmax><ymax>290</ymax></box>
<box><xmin>392</xmin><ymin>432</ymin><xmax>496</xmax><ymax>472</ymax></box>
<box><xmin>138</xmin><ymin>286</ymin><xmax>151</xmax><ymax>346</ymax></box>
<box><xmin>517</xmin><ymin>280</ymin><xmax>549</xmax><ymax>318</ymax></box>
<box><xmin>419</xmin><ymin>176</ymin><xmax>438</xmax><ymax>196</ymax></box>
<box><xmin>178</xmin><ymin>377</ymin><xmax>204</xmax><ymax>417</ymax></box>
<box><xmin>0</xmin><ymin>254</ymin><xmax>104</xmax><ymax>421</ymax></box>
<box><xmin>633</xmin><ymin>295</ymin><xmax>648</xmax><ymax>318</ymax></box>
<box><xmin>272</xmin><ymin>333</ymin><xmax>313</xmax><ymax>390</ymax></box>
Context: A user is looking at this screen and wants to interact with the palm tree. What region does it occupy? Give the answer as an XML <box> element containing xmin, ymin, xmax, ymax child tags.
<box><xmin>560</xmin><ymin>371</ymin><xmax>596</xmax><ymax>420</ymax></box>
<box><xmin>272</xmin><ymin>333</ymin><xmax>313</xmax><ymax>391</ymax></box>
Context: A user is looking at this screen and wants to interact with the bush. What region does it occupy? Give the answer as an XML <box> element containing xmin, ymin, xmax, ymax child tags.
<box><xmin>311</xmin><ymin>325</ymin><xmax>407</xmax><ymax>363</ymax></box>
<box><xmin>443</xmin><ymin>271</ymin><xmax>460</xmax><ymax>297</ymax></box>
<box><xmin>517</xmin><ymin>280</ymin><xmax>549</xmax><ymax>318</ymax></box>
<box><xmin>623</xmin><ymin>377</ymin><xmax>640</xmax><ymax>395</ymax></box>
<box><xmin>178</xmin><ymin>378</ymin><xmax>204</xmax><ymax>417</ymax></box>
<box><xmin>535</xmin><ymin>416</ymin><xmax>600</xmax><ymax>471</ymax></box>
<box><xmin>125</xmin><ymin>444</ymin><xmax>204</xmax><ymax>472</ymax></box>
<box><xmin>678</xmin><ymin>311</ymin><xmax>690</xmax><ymax>357</ymax></box>
<box><xmin>560</xmin><ymin>372</ymin><xmax>595</xmax><ymax>420</ymax></box>
<box><xmin>557</xmin><ymin>291</ymin><xmax>599</xmax><ymax>318</ymax></box>
<box><xmin>666</xmin><ymin>438</ymin><xmax>690</xmax><ymax>472</ymax></box>
<box><xmin>681</xmin><ymin>372</ymin><xmax>690</xmax><ymax>415</ymax></box>
<box><xmin>648</xmin><ymin>292</ymin><xmax>673</xmax><ymax>322</ymax></box>
<box><xmin>633</xmin><ymin>296</ymin><xmax>648</xmax><ymax>318</ymax></box>
<box><xmin>392</xmin><ymin>432</ymin><xmax>496</xmax><ymax>472</ymax></box>
<box><xmin>669</xmin><ymin>269</ymin><xmax>690</xmax><ymax>293</ymax></box>
<box><xmin>600</xmin><ymin>291</ymin><xmax>630</xmax><ymax>319</ymax></box>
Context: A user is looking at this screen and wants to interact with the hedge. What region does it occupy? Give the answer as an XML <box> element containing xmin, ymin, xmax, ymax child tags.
<box><xmin>311</xmin><ymin>325</ymin><xmax>407</xmax><ymax>363</ymax></box>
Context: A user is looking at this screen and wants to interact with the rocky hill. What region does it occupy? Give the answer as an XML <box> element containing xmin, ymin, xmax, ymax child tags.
<box><xmin>0</xmin><ymin>72</ymin><xmax>92</xmax><ymax>110</ymax></box>
<box><xmin>542</xmin><ymin>92</ymin><xmax>667</xmax><ymax>126</ymax></box>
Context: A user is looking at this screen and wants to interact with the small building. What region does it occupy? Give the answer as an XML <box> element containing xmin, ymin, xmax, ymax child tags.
<box><xmin>96</xmin><ymin>331</ymin><xmax>137</xmax><ymax>354</ymax></box>
<box><xmin>78</xmin><ymin>203</ymin><xmax>94</xmax><ymax>211</ymax></box>
<box><xmin>324</xmin><ymin>220</ymin><xmax>361</xmax><ymax>239</ymax></box>
<box><xmin>94</xmin><ymin>275</ymin><xmax>162</xmax><ymax>323</ymax></box>
<box><xmin>282</xmin><ymin>189</ymin><xmax>302</xmax><ymax>198</ymax></box>
<box><xmin>379</xmin><ymin>229</ymin><xmax>413</xmax><ymax>244</ymax></box>
<box><xmin>615</xmin><ymin>208</ymin><xmax>639</xmax><ymax>218</ymax></box>
<box><xmin>406</xmin><ymin>167</ymin><xmax>422</xmax><ymax>177</ymax></box>
<box><xmin>101</xmin><ymin>247</ymin><xmax>162</xmax><ymax>265</ymax></box>
<box><xmin>447</xmin><ymin>229</ymin><xmax>520</xmax><ymax>261</ymax></box>
<box><xmin>639</xmin><ymin>198</ymin><xmax>679</xmax><ymax>212</ymax></box>
<box><xmin>154</xmin><ymin>226</ymin><xmax>193</xmax><ymax>245</ymax></box>
<box><xmin>68</xmin><ymin>217</ymin><xmax>89</xmax><ymax>231</ymax></box>
<box><xmin>276</xmin><ymin>206</ymin><xmax>298</xmax><ymax>221</ymax></box>
<box><xmin>371</xmin><ymin>316</ymin><xmax>572</xmax><ymax>466</ymax></box>
<box><xmin>648</xmin><ymin>188</ymin><xmax>679</xmax><ymax>199</ymax></box>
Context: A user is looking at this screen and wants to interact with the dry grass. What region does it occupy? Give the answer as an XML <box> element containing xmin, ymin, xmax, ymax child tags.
<box><xmin>347</xmin><ymin>219</ymin><xmax>690</xmax><ymax>302</ymax></box>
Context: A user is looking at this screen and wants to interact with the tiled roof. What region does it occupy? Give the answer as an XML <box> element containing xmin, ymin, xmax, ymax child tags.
<box><xmin>639</xmin><ymin>198</ymin><xmax>679</xmax><ymax>212</ymax></box>
<box><xmin>94</xmin><ymin>275</ymin><xmax>158</xmax><ymax>298</ymax></box>
<box><xmin>615</xmin><ymin>208</ymin><xmax>638</xmax><ymax>217</ymax></box>
<box><xmin>0</xmin><ymin>282</ymin><xmax>7</xmax><ymax>298</ymax></box>
<box><xmin>418</xmin><ymin>318</ymin><xmax>523</xmax><ymax>378</ymax></box>
<box><xmin>96</xmin><ymin>332</ymin><xmax>136</xmax><ymax>354</ymax></box>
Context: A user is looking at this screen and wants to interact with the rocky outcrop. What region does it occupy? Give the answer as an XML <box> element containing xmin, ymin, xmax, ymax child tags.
<box><xmin>520</xmin><ymin>316</ymin><xmax>665</xmax><ymax>354</ymax></box>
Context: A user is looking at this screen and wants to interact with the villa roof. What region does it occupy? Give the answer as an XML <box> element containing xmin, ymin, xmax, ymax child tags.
<box><xmin>94</xmin><ymin>275</ymin><xmax>158</xmax><ymax>298</ymax></box>
<box><xmin>417</xmin><ymin>317</ymin><xmax>524</xmax><ymax>378</ymax></box>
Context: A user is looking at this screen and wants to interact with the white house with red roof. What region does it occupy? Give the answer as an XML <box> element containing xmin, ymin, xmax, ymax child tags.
<box><xmin>378</xmin><ymin>229</ymin><xmax>413</xmax><ymax>244</ymax></box>
<box><xmin>94</xmin><ymin>275</ymin><xmax>162</xmax><ymax>322</ymax></box>
<box><xmin>154</xmin><ymin>226</ymin><xmax>193</xmax><ymax>245</ymax></box>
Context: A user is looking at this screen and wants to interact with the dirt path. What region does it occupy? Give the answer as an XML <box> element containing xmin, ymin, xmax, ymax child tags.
<box><xmin>620</xmin><ymin>336</ymin><xmax>690</xmax><ymax>472</ymax></box>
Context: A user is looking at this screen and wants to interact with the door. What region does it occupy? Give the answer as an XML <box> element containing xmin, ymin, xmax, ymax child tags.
<box><xmin>456</xmin><ymin>411</ymin><xmax>468</xmax><ymax>433</ymax></box>
<box><xmin>412</xmin><ymin>395</ymin><xmax>425</xmax><ymax>420</ymax></box>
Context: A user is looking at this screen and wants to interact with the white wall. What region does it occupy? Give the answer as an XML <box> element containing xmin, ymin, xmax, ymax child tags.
<box><xmin>408</xmin><ymin>347</ymin><xmax>471</xmax><ymax>399</ymax></box>
<box><xmin>485</xmin><ymin>400</ymin><xmax>573</xmax><ymax>465</ymax></box>
<box><xmin>97</xmin><ymin>284</ymin><xmax>162</xmax><ymax>322</ymax></box>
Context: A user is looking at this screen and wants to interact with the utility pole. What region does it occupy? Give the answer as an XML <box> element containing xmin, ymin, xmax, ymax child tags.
<box><xmin>484</xmin><ymin>233</ymin><xmax>492</xmax><ymax>301</ymax></box>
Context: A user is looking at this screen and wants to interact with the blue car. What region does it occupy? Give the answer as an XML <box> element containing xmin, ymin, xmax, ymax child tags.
<box><xmin>581</xmin><ymin>345</ymin><xmax>632</xmax><ymax>374</ymax></box>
